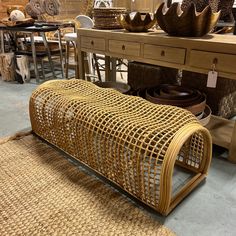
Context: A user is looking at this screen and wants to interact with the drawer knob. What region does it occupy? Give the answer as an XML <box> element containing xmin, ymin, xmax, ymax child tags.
<box><xmin>122</xmin><ymin>45</ymin><xmax>125</xmax><ymax>50</ymax></box>
<box><xmin>91</xmin><ymin>40</ymin><xmax>94</xmax><ymax>46</ymax></box>
<box><xmin>161</xmin><ymin>50</ymin><xmax>165</xmax><ymax>57</ymax></box>
<box><xmin>213</xmin><ymin>58</ymin><xmax>218</xmax><ymax>64</ymax></box>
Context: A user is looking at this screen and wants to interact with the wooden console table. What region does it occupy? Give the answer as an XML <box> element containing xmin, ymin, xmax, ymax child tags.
<box><xmin>77</xmin><ymin>28</ymin><xmax>236</xmax><ymax>163</ymax></box>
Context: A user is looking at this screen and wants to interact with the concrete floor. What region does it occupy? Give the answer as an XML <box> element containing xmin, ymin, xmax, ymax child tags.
<box><xmin>0</xmin><ymin>79</ymin><xmax>37</xmax><ymax>137</ymax></box>
<box><xmin>0</xmin><ymin>78</ymin><xmax>236</xmax><ymax>236</ymax></box>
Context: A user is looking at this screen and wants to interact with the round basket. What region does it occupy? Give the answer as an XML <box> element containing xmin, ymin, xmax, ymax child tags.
<box><xmin>93</xmin><ymin>7</ymin><xmax>126</xmax><ymax>29</ymax></box>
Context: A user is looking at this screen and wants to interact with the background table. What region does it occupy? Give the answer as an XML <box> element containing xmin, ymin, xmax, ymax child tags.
<box><xmin>0</xmin><ymin>24</ymin><xmax>60</xmax><ymax>82</ymax></box>
<box><xmin>77</xmin><ymin>28</ymin><xmax>236</xmax><ymax>162</ymax></box>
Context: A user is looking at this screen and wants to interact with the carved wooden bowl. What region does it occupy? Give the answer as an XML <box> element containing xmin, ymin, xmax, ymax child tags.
<box><xmin>117</xmin><ymin>12</ymin><xmax>157</xmax><ymax>32</ymax></box>
<box><xmin>156</xmin><ymin>2</ymin><xmax>220</xmax><ymax>37</ymax></box>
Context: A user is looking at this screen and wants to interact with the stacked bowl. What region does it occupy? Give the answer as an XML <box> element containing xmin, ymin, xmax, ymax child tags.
<box><xmin>137</xmin><ymin>84</ymin><xmax>211</xmax><ymax>126</ymax></box>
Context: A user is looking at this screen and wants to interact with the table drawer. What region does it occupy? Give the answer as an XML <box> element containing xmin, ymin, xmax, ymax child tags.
<box><xmin>109</xmin><ymin>40</ymin><xmax>140</xmax><ymax>57</ymax></box>
<box><xmin>189</xmin><ymin>50</ymin><xmax>236</xmax><ymax>74</ymax></box>
<box><xmin>81</xmin><ymin>36</ymin><xmax>105</xmax><ymax>51</ymax></box>
<box><xmin>144</xmin><ymin>44</ymin><xmax>186</xmax><ymax>64</ymax></box>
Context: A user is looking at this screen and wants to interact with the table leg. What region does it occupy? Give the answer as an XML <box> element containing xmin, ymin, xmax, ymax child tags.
<box><xmin>1</xmin><ymin>30</ymin><xmax>5</xmax><ymax>53</ymax></box>
<box><xmin>65</xmin><ymin>41</ymin><xmax>70</xmax><ymax>78</ymax></box>
<box><xmin>111</xmin><ymin>57</ymin><xmax>116</xmax><ymax>82</ymax></box>
<box><xmin>74</xmin><ymin>42</ymin><xmax>79</xmax><ymax>80</ymax></box>
<box><xmin>41</xmin><ymin>32</ymin><xmax>56</xmax><ymax>78</ymax></box>
<box><xmin>93</xmin><ymin>53</ymin><xmax>102</xmax><ymax>81</ymax></box>
<box><xmin>228</xmin><ymin>121</ymin><xmax>236</xmax><ymax>163</ymax></box>
<box><xmin>57</xmin><ymin>28</ymin><xmax>64</xmax><ymax>79</ymax></box>
<box><xmin>40</xmin><ymin>60</ymin><xmax>46</xmax><ymax>80</ymax></box>
<box><xmin>105</xmin><ymin>56</ymin><xmax>111</xmax><ymax>82</ymax></box>
<box><xmin>30</xmin><ymin>33</ymin><xmax>40</xmax><ymax>83</ymax></box>
<box><xmin>78</xmin><ymin>49</ymin><xmax>85</xmax><ymax>80</ymax></box>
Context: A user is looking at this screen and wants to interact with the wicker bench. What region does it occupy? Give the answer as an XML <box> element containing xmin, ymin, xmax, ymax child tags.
<box><xmin>30</xmin><ymin>79</ymin><xmax>212</xmax><ymax>215</ymax></box>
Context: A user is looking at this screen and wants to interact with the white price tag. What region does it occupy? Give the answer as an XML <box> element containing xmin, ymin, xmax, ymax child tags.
<box><xmin>207</xmin><ymin>71</ymin><xmax>218</xmax><ymax>88</ymax></box>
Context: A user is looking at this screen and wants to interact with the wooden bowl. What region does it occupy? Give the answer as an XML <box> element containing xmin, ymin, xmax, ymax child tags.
<box><xmin>94</xmin><ymin>81</ymin><xmax>131</xmax><ymax>94</ymax></box>
<box><xmin>199</xmin><ymin>105</ymin><xmax>211</xmax><ymax>126</ymax></box>
<box><xmin>117</xmin><ymin>12</ymin><xmax>157</xmax><ymax>32</ymax></box>
<box><xmin>145</xmin><ymin>87</ymin><xmax>206</xmax><ymax>115</ymax></box>
<box><xmin>156</xmin><ymin>2</ymin><xmax>220</xmax><ymax>37</ymax></box>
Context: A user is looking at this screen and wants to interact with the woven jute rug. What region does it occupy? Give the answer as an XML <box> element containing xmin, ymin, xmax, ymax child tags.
<box><xmin>0</xmin><ymin>134</ymin><xmax>175</xmax><ymax>236</ymax></box>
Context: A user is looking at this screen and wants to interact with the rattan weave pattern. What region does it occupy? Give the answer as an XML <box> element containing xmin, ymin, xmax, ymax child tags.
<box><xmin>93</xmin><ymin>7</ymin><xmax>126</xmax><ymax>29</ymax></box>
<box><xmin>29</xmin><ymin>79</ymin><xmax>212</xmax><ymax>215</ymax></box>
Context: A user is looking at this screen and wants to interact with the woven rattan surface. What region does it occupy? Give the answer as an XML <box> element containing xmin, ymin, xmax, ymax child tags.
<box><xmin>0</xmin><ymin>134</ymin><xmax>175</xmax><ymax>236</ymax></box>
<box><xmin>30</xmin><ymin>79</ymin><xmax>212</xmax><ymax>215</ymax></box>
<box><xmin>93</xmin><ymin>7</ymin><xmax>126</xmax><ymax>29</ymax></box>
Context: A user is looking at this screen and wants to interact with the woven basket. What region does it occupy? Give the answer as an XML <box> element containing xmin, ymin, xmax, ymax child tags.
<box><xmin>30</xmin><ymin>79</ymin><xmax>212</xmax><ymax>216</ymax></box>
<box><xmin>128</xmin><ymin>61</ymin><xmax>178</xmax><ymax>90</ymax></box>
<box><xmin>93</xmin><ymin>7</ymin><xmax>126</xmax><ymax>29</ymax></box>
<box><xmin>182</xmin><ymin>71</ymin><xmax>236</xmax><ymax>119</ymax></box>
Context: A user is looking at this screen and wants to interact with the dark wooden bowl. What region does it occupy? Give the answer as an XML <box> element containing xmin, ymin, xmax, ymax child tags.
<box><xmin>156</xmin><ymin>2</ymin><xmax>220</xmax><ymax>37</ymax></box>
<box><xmin>145</xmin><ymin>86</ymin><xmax>206</xmax><ymax>115</ymax></box>
<box><xmin>94</xmin><ymin>81</ymin><xmax>131</xmax><ymax>94</ymax></box>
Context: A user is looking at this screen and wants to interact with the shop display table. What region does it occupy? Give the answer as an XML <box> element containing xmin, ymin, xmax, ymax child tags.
<box><xmin>77</xmin><ymin>28</ymin><xmax>236</xmax><ymax>163</ymax></box>
<box><xmin>0</xmin><ymin>24</ymin><xmax>60</xmax><ymax>82</ymax></box>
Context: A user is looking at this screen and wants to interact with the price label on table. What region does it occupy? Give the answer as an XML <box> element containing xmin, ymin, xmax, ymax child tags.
<box><xmin>207</xmin><ymin>71</ymin><xmax>218</xmax><ymax>88</ymax></box>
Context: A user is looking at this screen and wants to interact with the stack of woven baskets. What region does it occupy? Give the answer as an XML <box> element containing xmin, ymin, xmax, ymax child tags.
<box><xmin>93</xmin><ymin>7</ymin><xmax>126</xmax><ymax>29</ymax></box>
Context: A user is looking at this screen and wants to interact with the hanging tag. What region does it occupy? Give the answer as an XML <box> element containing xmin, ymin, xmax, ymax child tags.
<box><xmin>207</xmin><ymin>70</ymin><xmax>218</xmax><ymax>88</ymax></box>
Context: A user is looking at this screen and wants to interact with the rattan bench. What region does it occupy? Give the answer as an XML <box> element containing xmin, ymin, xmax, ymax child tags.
<box><xmin>29</xmin><ymin>79</ymin><xmax>212</xmax><ymax>215</ymax></box>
